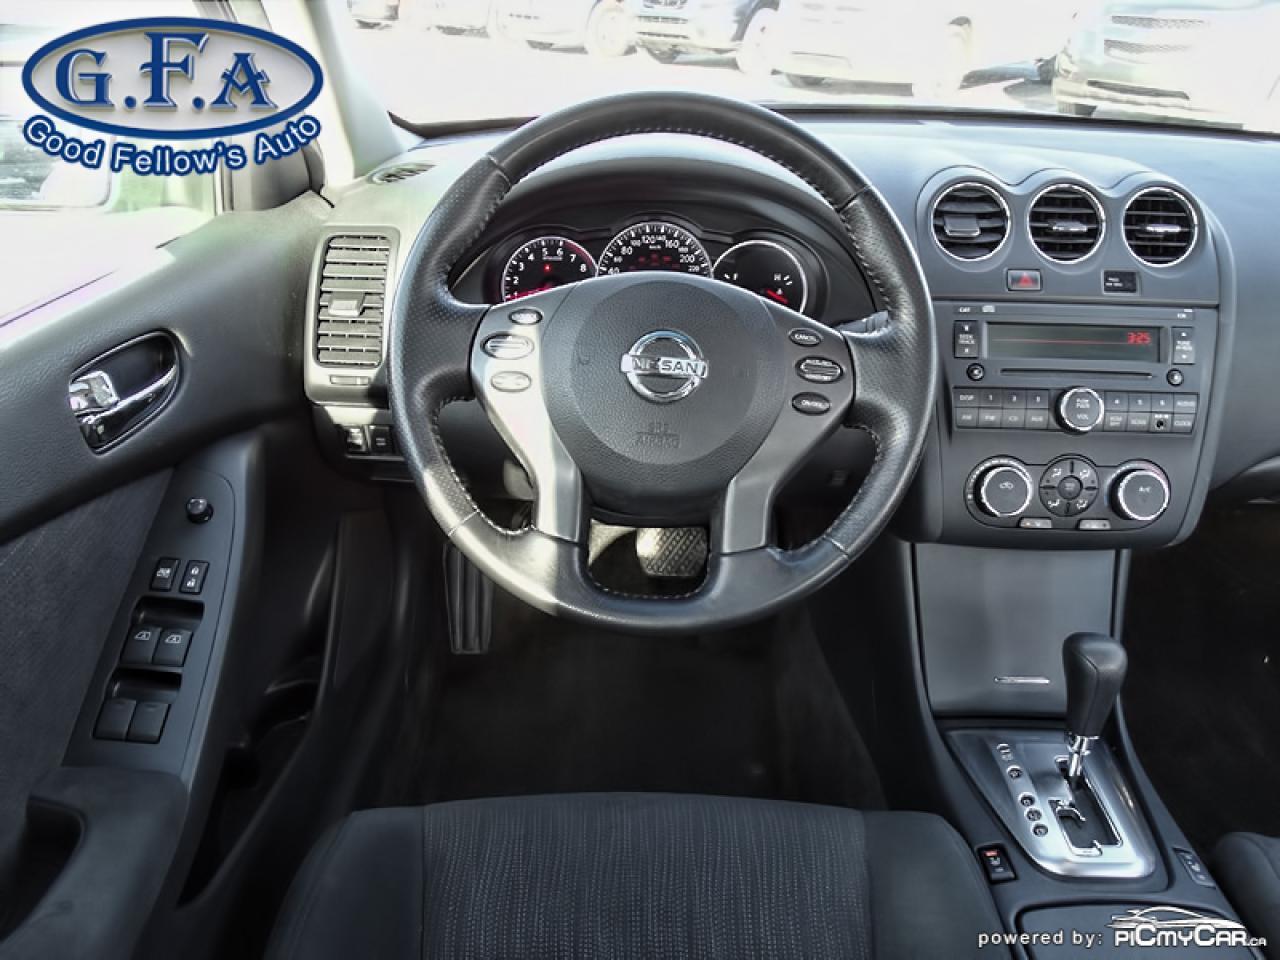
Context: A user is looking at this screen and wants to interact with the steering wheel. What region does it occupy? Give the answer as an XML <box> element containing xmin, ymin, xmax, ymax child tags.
<box><xmin>388</xmin><ymin>92</ymin><xmax>936</xmax><ymax>634</ymax></box>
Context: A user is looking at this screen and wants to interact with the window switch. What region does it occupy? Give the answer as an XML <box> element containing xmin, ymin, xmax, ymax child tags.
<box><xmin>151</xmin><ymin>557</ymin><xmax>181</xmax><ymax>592</ymax></box>
<box><xmin>95</xmin><ymin>698</ymin><xmax>136</xmax><ymax>741</ymax></box>
<box><xmin>127</xmin><ymin>702</ymin><xmax>169</xmax><ymax>744</ymax></box>
<box><xmin>977</xmin><ymin>844</ymin><xmax>1016</xmax><ymax>883</ymax></box>
<box><xmin>153</xmin><ymin>627</ymin><xmax>192</xmax><ymax>668</ymax></box>
<box><xmin>121</xmin><ymin>624</ymin><xmax>162</xmax><ymax>666</ymax></box>
<box><xmin>179</xmin><ymin>561</ymin><xmax>209</xmax><ymax>595</ymax></box>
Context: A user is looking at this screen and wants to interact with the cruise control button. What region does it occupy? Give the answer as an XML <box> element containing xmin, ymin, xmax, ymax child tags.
<box><xmin>483</xmin><ymin>333</ymin><xmax>533</xmax><ymax>359</ymax></box>
<box><xmin>789</xmin><ymin>328</ymin><xmax>822</xmax><ymax>347</ymax></box>
<box><xmin>791</xmin><ymin>393</ymin><xmax>831</xmax><ymax>416</ymax></box>
<box><xmin>796</xmin><ymin>357</ymin><xmax>844</xmax><ymax>384</ymax></box>
<box><xmin>490</xmin><ymin>371</ymin><xmax>532</xmax><ymax>393</ymax></box>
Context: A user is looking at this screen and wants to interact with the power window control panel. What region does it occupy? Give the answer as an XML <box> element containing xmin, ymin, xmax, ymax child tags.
<box><xmin>94</xmin><ymin>698</ymin><xmax>170</xmax><ymax>743</ymax></box>
<box><xmin>120</xmin><ymin>623</ymin><xmax>193</xmax><ymax>669</ymax></box>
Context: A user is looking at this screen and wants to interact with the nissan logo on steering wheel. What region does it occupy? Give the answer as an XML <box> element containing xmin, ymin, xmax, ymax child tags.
<box><xmin>619</xmin><ymin>330</ymin><xmax>709</xmax><ymax>403</ymax></box>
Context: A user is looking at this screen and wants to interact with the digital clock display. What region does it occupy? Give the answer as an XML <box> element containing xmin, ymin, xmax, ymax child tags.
<box><xmin>987</xmin><ymin>323</ymin><xmax>1160</xmax><ymax>363</ymax></box>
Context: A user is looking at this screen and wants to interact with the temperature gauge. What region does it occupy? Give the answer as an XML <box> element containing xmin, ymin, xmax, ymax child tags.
<box><xmin>713</xmin><ymin>239</ymin><xmax>809</xmax><ymax>312</ymax></box>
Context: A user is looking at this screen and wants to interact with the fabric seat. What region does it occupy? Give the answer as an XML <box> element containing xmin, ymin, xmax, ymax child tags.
<box><xmin>267</xmin><ymin>793</ymin><xmax>1008</xmax><ymax>959</ymax></box>
<box><xmin>1214</xmin><ymin>832</ymin><xmax>1280</xmax><ymax>949</ymax></box>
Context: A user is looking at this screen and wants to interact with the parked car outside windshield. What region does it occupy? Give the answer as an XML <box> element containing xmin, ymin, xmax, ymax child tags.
<box><xmin>344</xmin><ymin>0</ymin><xmax>1279</xmax><ymax>132</ymax></box>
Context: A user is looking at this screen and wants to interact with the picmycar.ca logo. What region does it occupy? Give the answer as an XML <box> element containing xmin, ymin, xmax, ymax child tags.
<box><xmin>20</xmin><ymin>17</ymin><xmax>324</xmax><ymax>175</ymax></box>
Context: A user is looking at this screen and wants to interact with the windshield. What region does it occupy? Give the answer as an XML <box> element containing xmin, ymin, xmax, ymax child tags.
<box><xmin>345</xmin><ymin>0</ymin><xmax>1280</xmax><ymax>133</ymax></box>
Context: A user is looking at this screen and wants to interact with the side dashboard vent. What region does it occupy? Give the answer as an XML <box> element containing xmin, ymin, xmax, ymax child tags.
<box><xmin>370</xmin><ymin>161</ymin><xmax>433</xmax><ymax>184</ymax></box>
<box><xmin>1028</xmin><ymin>184</ymin><xmax>1104</xmax><ymax>263</ymax></box>
<box><xmin>314</xmin><ymin>234</ymin><xmax>391</xmax><ymax>368</ymax></box>
<box><xmin>931</xmin><ymin>182</ymin><xmax>1010</xmax><ymax>261</ymax></box>
<box><xmin>1123</xmin><ymin>187</ymin><xmax>1198</xmax><ymax>266</ymax></box>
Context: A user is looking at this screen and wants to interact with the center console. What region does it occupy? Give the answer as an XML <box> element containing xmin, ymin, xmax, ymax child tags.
<box><xmin>935</xmin><ymin>300</ymin><xmax>1218</xmax><ymax>547</ymax></box>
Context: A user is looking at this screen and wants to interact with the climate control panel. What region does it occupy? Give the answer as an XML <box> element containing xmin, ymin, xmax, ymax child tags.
<box><xmin>966</xmin><ymin>456</ymin><xmax>1170</xmax><ymax>532</ymax></box>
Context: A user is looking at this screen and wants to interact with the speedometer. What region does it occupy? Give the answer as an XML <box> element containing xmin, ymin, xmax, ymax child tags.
<box><xmin>598</xmin><ymin>222</ymin><xmax>712</xmax><ymax>277</ymax></box>
<box><xmin>501</xmin><ymin>236</ymin><xmax>597</xmax><ymax>302</ymax></box>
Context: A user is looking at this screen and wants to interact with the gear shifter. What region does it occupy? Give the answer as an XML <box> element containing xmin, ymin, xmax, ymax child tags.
<box><xmin>1063</xmin><ymin>633</ymin><xmax>1127</xmax><ymax>786</ymax></box>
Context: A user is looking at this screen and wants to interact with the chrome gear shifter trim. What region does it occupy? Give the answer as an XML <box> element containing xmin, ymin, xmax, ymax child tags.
<box><xmin>950</xmin><ymin>729</ymin><xmax>1156</xmax><ymax>880</ymax></box>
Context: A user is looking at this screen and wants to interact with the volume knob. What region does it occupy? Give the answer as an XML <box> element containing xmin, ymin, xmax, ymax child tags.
<box><xmin>1112</xmin><ymin>464</ymin><xmax>1170</xmax><ymax>523</ymax></box>
<box><xmin>976</xmin><ymin>459</ymin><xmax>1034</xmax><ymax>518</ymax></box>
<box><xmin>1057</xmin><ymin>387</ymin><xmax>1105</xmax><ymax>433</ymax></box>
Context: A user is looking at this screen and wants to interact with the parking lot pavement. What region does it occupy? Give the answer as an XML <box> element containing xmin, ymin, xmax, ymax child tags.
<box><xmin>344</xmin><ymin>23</ymin><xmax>1057</xmax><ymax>125</ymax></box>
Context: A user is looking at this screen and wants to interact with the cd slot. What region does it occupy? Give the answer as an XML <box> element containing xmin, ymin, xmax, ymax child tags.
<box><xmin>999</xmin><ymin>367</ymin><xmax>1153</xmax><ymax>381</ymax></box>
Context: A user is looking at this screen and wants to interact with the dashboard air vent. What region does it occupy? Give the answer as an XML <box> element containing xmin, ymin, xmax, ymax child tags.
<box><xmin>314</xmin><ymin>234</ymin><xmax>390</xmax><ymax>368</ymax></box>
<box><xmin>931</xmin><ymin>182</ymin><xmax>1009</xmax><ymax>261</ymax></box>
<box><xmin>1028</xmin><ymin>184</ymin><xmax>1104</xmax><ymax>263</ymax></box>
<box><xmin>1123</xmin><ymin>187</ymin><xmax>1197</xmax><ymax>266</ymax></box>
<box><xmin>370</xmin><ymin>161</ymin><xmax>433</xmax><ymax>185</ymax></box>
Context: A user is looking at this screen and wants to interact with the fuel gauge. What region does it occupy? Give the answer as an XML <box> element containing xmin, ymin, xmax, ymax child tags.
<box><xmin>713</xmin><ymin>239</ymin><xmax>809</xmax><ymax>313</ymax></box>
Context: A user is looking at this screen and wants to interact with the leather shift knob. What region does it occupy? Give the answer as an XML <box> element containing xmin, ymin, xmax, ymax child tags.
<box><xmin>1063</xmin><ymin>633</ymin><xmax>1127</xmax><ymax>739</ymax></box>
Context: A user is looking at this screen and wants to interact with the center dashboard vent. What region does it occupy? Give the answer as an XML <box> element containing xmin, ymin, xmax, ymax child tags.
<box><xmin>931</xmin><ymin>182</ymin><xmax>1010</xmax><ymax>261</ymax></box>
<box><xmin>369</xmin><ymin>161</ymin><xmax>433</xmax><ymax>184</ymax></box>
<box><xmin>314</xmin><ymin>234</ymin><xmax>391</xmax><ymax>368</ymax></box>
<box><xmin>1028</xmin><ymin>184</ymin><xmax>1104</xmax><ymax>263</ymax></box>
<box><xmin>1123</xmin><ymin>187</ymin><xmax>1197</xmax><ymax>266</ymax></box>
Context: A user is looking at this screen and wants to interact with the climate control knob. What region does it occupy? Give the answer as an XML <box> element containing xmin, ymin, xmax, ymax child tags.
<box><xmin>1111</xmin><ymin>464</ymin><xmax>1171</xmax><ymax>523</ymax></box>
<box><xmin>975</xmin><ymin>459</ymin><xmax>1035</xmax><ymax>518</ymax></box>
<box><xmin>1057</xmin><ymin>387</ymin><xmax>1105</xmax><ymax>433</ymax></box>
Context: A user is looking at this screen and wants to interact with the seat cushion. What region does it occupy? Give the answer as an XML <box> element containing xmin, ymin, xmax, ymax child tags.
<box><xmin>267</xmin><ymin>793</ymin><xmax>1007</xmax><ymax>960</ymax></box>
<box><xmin>1214</xmin><ymin>832</ymin><xmax>1280</xmax><ymax>949</ymax></box>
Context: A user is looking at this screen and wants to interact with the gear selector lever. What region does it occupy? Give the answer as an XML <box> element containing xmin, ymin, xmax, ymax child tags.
<box><xmin>1063</xmin><ymin>633</ymin><xmax>1127</xmax><ymax>786</ymax></box>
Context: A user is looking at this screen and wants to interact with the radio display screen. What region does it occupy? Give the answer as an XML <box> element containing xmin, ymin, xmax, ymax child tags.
<box><xmin>986</xmin><ymin>322</ymin><xmax>1160</xmax><ymax>363</ymax></box>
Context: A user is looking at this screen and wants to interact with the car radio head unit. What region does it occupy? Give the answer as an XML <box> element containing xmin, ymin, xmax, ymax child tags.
<box><xmin>985</xmin><ymin>321</ymin><xmax>1160</xmax><ymax>364</ymax></box>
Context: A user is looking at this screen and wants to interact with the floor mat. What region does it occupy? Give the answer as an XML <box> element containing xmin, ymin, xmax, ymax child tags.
<box><xmin>1123</xmin><ymin>503</ymin><xmax>1280</xmax><ymax>854</ymax></box>
<box><xmin>391</xmin><ymin>590</ymin><xmax>884</xmax><ymax>811</ymax></box>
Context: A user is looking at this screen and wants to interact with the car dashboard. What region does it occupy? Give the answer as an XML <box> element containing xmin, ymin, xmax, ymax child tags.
<box><xmin>303</xmin><ymin>113</ymin><xmax>1280</xmax><ymax>554</ymax></box>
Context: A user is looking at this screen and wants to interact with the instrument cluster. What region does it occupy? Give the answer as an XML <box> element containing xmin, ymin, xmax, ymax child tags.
<box><xmin>491</xmin><ymin>217</ymin><xmax>818</xmax><ymax>315</ymax></box>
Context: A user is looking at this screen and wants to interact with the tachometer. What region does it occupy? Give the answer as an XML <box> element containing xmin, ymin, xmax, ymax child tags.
<box><xmin>598</xmin><ymin>222</ymin><xmax>712</xmax><ymax>277</ymax></box>
<box><xmin>713</xmin><ymin>240</ymin><xmax>809</xmax><ymax>312</ymax></box>
<box><xmin>501</xmin><ymin>236</ymin><xmax>597</xmax><ymax>301</ymax></box>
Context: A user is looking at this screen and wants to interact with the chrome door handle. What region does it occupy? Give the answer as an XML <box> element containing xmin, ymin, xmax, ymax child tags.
<box><xmin>69</xmin><ymin>364</ymin><xmax>178</xmax><ymax>427</ymax></box>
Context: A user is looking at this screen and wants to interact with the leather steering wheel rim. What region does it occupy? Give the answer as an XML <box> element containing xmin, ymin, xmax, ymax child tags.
<box><xmin>388</xmin><ymin>91</ymin><xmax>937</xmax><ymax>634</ymax></box>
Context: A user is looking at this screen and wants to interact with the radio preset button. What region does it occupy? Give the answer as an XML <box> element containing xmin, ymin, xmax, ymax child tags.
<box><xmin>1057</xmin><ymin>387</ymin><xmax>1105</xmax><ymax>433</ymax></box>
<box><xmin>1105</xmin><ymin>392</ymin><xmax>1129</xmax><ymax>412</ymax></box>
<box><xmin>979</xmin><ymin>388</ymin><xmax>1001</xmax><ymax>406</ymax></box>
<box><xmin>1128</xmin><ymin>393</ymin><xmax>1151</xmax><ymax>412</ymax></box>
<box><xmin>1025</xmin><ymin>389</ymin><xmax>1050</xmax><ymax>409</ymax></box>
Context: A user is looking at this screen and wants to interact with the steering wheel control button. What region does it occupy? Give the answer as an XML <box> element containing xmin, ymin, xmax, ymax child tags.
<box><xmin>121</xmin><ymin>625</ymin><xmax>163</xmax><ymax>666</ymax></box>
<box><xmin>179</xmin><ymin>561</ymin><xmax>209</xmax><ymax>595</ymax></box>
<box><xmin>1112</xmin><ymin>465</ymin><xmax>1171</xmax><ymax>523</ymax></box>
<box><xmin>490</xmin><ymin>371</ymin><xmax>532</xmax><ymax>393</ymax></box>
<box><xmin>153</xmin><ymin>628</ymin><xmax>193</xmax><ymax>668</ymax></box>
<box><xmin>483</xmin><ymin>333</ymin><xmax>534</xmax><ymax>360</ymax></box>
<box><xmin>126</xmin><ymin>701</ymin><xmax>169</xmax><ymax>744</ymax></box>
<box><xmin>185</xmin><ymin>498</ymin><xmax>214</xmax><ymax>524</ymax></box>
<box><xmin>509</xmin><ymin>308</ymin><xmax>542</xmax><ymax>326</ymax></box>
<box><xmin>973</xmin><ymin>459</ymin><xmax>1034</xmax><ymax>519</ymax></box>
<box><xmin>1057</xmin><ymin>387</ymin><xmax>1104</xmax><ymax>433</ymax></box>
<box><xmin>788</xmin><ymin>328</ymin><xmax>822</xmax><ymax>348</ymax></box>
<box><xmin>94</xmin><ymin>698</ymin><xmax>136</xmax><ymax>741</ymax></box>
<box><xmin>795</xmin><ymin>356</ymin><xmax>844</xmax><ymax>384</ymax></box>
<box><xmin>620</xmin><ymin>330</ymin><xmax>709</xmax><ymax>403</ymax></box>
<box><xmin>151</xmin><ymin>557</ymin><xmax>180</xmax><ymax>592</ymax></box>
<box><xmin>791</xmin><ymin>393</ymin><xmax>831</xmax><ymax>416</ymax></box>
